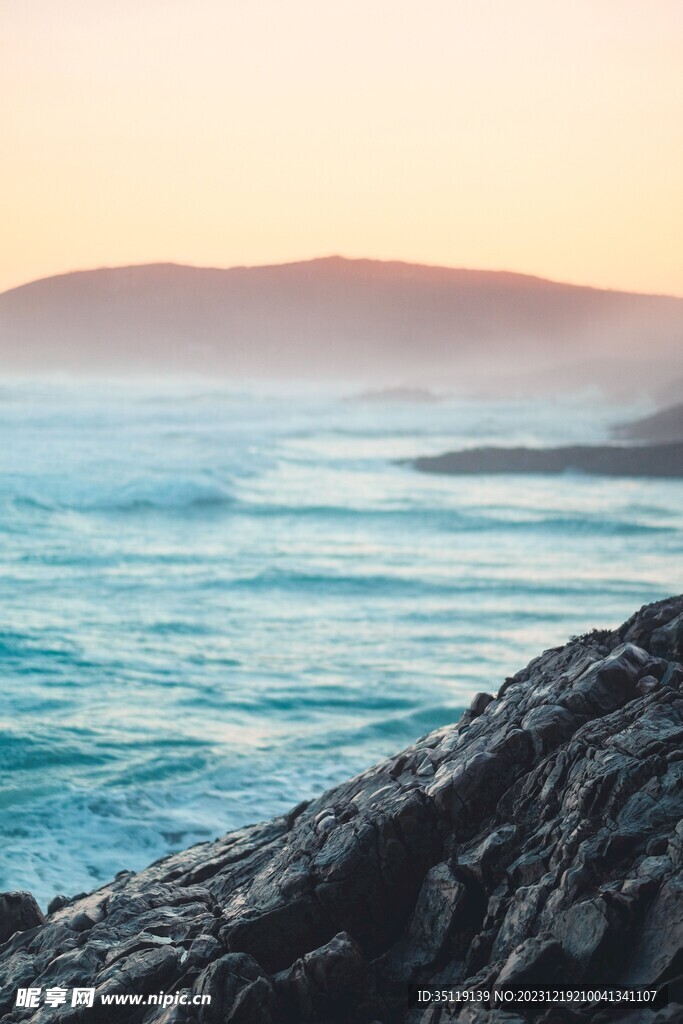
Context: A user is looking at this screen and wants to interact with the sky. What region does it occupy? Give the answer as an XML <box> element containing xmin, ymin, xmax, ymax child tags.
<box><xmin>2</xmin><ymin>0</ymin><xmax>682</xmax><ymax>296</ymax></box>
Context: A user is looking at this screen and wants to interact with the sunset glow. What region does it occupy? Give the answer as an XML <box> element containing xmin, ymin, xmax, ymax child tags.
<box><xmin>3</xmin><ymin>0</ymin><xmax>682</xmax><ymax>295</ymax></box>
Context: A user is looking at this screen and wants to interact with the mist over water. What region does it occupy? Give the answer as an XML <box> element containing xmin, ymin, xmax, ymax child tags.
<box><xmin>1</xmin><ymin>380</ymin><xmax>681</xmax><ymax>905</ymax></box>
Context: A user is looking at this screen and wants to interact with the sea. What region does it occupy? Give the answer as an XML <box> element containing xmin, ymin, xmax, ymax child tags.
<box><xmin>1</xmin><ymin>379</ymin><xmax>681</xmax><ymax>906</ymax></box>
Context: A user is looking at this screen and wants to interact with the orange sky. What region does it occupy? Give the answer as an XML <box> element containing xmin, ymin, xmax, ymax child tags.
<box><xmin>2</xmin><ymin>0</ymin><xmax>682</xmax><ymax>296</ymax></box>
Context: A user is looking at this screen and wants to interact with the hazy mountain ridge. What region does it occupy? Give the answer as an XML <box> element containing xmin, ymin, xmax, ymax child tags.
<box><xmin>614</xmin><ymin>402</ymin><xmax>683</xmax><ymax>444</ymax></box>
<box><xmin>1</xmin><ymin>257</ymin><xmax>681</xmax><ymax>395</ymax></box>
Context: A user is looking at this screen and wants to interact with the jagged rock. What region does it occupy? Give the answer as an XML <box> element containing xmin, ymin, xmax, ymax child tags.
<box><xmin>0</xmin><ymin>893</ymin><xmax>45</xmax><ymax>944</ymax></box>
<box><xmin>193</xmin><ymin>952</ymin><xmax>268</xmax><ymax>1023</ymax></box>
<box><xmin>619</xmin><ymin>876</ymin><xmax>683</xmax><ymax>985</ymax></box>
<box><xmin>2</xmin><ymin>596</ymin><xmax>683</xmax><ymax>1022</ymax></box>
<box><xmin>494</xmin><ymin>936</ymin><xmax>566</xmax><ymax>989</ymax></box>
<box><xmin>45</xmin><ymin>896</ymin><xmax>70</xmax><ymax>916</ymax></box>
<box><xmin>407</xmin><ymin>864</ymin><xmax>469</xmax><ymax>964</ymax></box>
<box><xmin>552</xmin><ymin>897</ymin><xmax>613</xmax><ymax>973</ymax></box>
<box><xmin>273</xmin><ymin>932</ymin><xmax>368</xmax><ymax>1021</ymax></box>
<box><xmin>651</xmin><ymin>613</ymin><xmax>683</xmax><ymax>661</ymax></box>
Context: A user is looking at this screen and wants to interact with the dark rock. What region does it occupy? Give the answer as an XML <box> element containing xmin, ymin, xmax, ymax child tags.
<box><xmin>637</xmin><ymin>674</ymin><xmax>660</xmax><ymax>695</ymax></box>
<box><xmin>274</xmin><ymin>932</ymin><xmax>368</xmax><ymax>1021</ymax></box>
<box><xmin>506</xmin><ymin>853</ymin><xmax>547</xmax><ymax>889</ymax></box>
<box><xmin>406</xmin><ymin>863</ymin><xmax>469</xmax><ymax>964</ymax></box>
<box><xmin>411</xmin><ymin>444</ymin><xmax>683</xmax><ymax>479</ymax></box>
<box><xmin>552</xmin><ymin>897</ymin><xmax>613</xmax><ymax>973</ymax></box>
<box><xmin>225</xmin><ymin>975</ymin><xmax>279</xmax><ymax>1023</ymax></box>
<box><xmin>651</xmin><ymin>613</ymin><xmax>683</xmax><ymax>662</ymax></box>
<box><xmin>520</xmin><ymin>703</ymin><xmax>580</xmax><ymax>756</ymax></box>
<box><xmin>142</xmin><ymin>992</ymin><xmax>195</xmax><ymax>1022</ymax></box>
<box><xmin>458</xmin><ymin>826</ymin><xmax>518</xmax><ymax>886</ymax></box>
<box><xmin>619</xmin><ymin>876</ymin><xmax>683</xmax><ymax>985</ymax></box>
<box><xmin>0</xmin><ymin>892</ymin><xmax>45</xmax><ymax>944</ymax></box>
<box><xmin>46</xmin><ymin>895</ymin><xmax>70</xmax><ymax>915</ymax></box>
<box><xmin>3</xmin><ymin>596</ymin><xmax>683</xmax><ymax>1022</ymax></box>
<box><xmin>70</xmin><ymin>911</ymin><xmax>96</xmax><ymax>933</ymax></box>
<box><xmin>647</xmin><ymin>836</ymin><xmax>670</xmax><ymax>857</ymax></box>
<box><xmin>193</xmin><ymin>953</ymin><xmax>267</xmax><ymax>1023</ymax></box>
<box><xmin>468</xmin><ymin>692</ymin><xmax>495</xmax><ymax>719</ymax></box>
<box><xmin>661</xmin><ymin>662</ymin><xmax>683</xmax><ymax>689</ymax></box>
<box><xmin>495</xmin><ymin>936</ymin><xmax>566</xmax><ymax>989</ymax></box>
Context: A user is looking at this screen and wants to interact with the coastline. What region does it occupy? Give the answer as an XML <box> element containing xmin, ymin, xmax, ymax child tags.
<box><xmin>411</xmin><ymin>442</ymin><xmax>683</xmax><ymax>478</ymax></box>
<box><xmin>2</xmin><ymin>596</ymin><xmax>683</xmax><ymax>1022</ymax></box>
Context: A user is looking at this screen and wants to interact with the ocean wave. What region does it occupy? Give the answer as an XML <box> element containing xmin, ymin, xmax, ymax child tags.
<box><xmin>1</xmin><ymin>384</ymin><xmax>682</xmax><ymax>907</ymax></box>
<box><xmin>7</xmin><ymin>492</ymin><xmax>671</xmax><ymax>533</ymax></box>
<box><xmin>307</xmin><ymin>704</ymin><xmax>464</xmax><ymax>749</ymax></box>
<box><xmin>4</xmin><ymin>477</ymin><xmax>235</xmax><ymax>515</ymax></box>
<box><xmin>0</xmin><ymin>730</ymin><xmax>107</xmax><ymax>773</ymax></box>
<box><xmin>93</xmin><ymin>475</ymin><xmax>235</xmax><ymax>513</ymax></box>
<box><xmin>232</xmin><ymin>501</ymin><xmax>675</xmax><ymax>534</ymax></box>
<box><xmin>219</xmin><ymin>568</ymin><xmax>666</xmax><ymax>600</ymax></box>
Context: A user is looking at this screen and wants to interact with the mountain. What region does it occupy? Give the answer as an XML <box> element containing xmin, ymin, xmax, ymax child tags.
<box><xmin>0</xmin><ymin>257</ymin><xmax>681</xmax><ymax>396</ymax></box>
<box><xmin>614</xmin><ymin>402</ymin><xmax>683</xmax><ymax>444</ymax></box>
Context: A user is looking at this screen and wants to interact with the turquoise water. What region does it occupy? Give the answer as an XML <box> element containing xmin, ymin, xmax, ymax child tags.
<box><xmin>1</xmin><ymin>381</ymin><xmax>681</xmax><ymax>906</ymax></box>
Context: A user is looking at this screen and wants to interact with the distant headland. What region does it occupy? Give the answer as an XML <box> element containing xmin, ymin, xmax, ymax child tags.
<box><xmin>1</xmin><ymin>257</ymin><xmax>681</xmax><ymax>398</ymax></box>
<box><xmin>613</xmin><ymin>402</ymin><xmax>683</xmax><ymax>445</ymax></box>
<box><xmin>410</xmin><ymin>402</ymin><xmax>683</xmax><ymax>478</ymax></box>
<box><xmin>411</xmin><ymin>442</ymin><xmax>683</xmax><ymax>479</ymax></box>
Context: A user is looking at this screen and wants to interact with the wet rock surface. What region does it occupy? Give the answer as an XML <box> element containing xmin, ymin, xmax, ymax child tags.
<box><xmin>2</xmin><ymin>596</ymin><xmax>683</xmax><ymax>1022</ymax></box>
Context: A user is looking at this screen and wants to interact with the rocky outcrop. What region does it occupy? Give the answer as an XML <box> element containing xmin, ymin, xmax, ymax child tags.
<box><xmin>2</xmin><ymin>596</ymin><xmax>683</xmax><ymax>1023</ymax></box>
<box><xmin>614</xmin><ymin>403</ymin><xmax>683</xmax><ymax>445</ymax></box>
<box><xmin>410</xmin><ymin>443</ymin><xmax>683</xmax><ymax>478</ymax></box>
<box><xmin>0</xmin><ymin>895</ymin><xmax>45</xmax><ymax>946</ymax></box>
